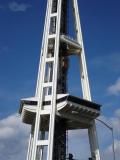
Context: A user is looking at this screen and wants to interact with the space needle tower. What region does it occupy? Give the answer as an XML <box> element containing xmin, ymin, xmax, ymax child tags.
<box><xmin>19</xmin><ymin>0</ymin><xmax>101</xmax><ymax>160</ymax></box>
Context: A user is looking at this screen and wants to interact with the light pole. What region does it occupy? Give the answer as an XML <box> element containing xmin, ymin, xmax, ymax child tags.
<box><xmin>115</xmin><ymin>111</ymin><xmax>120</xmax><ymax>140</ymax></box>
<box><xmin>96</xmin><ymin>118</ymin><xmax>116</xmax><ymax>160</ymax></box>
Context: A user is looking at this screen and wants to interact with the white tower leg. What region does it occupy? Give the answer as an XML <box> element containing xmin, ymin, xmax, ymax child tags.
<box><xmin>27</xmin><ymin>133</ymin><xmax>32</xmax><ymax>160</ymax></box>
<box><xmin>27</xmin><ymin>132</ymin><xmax>34</xmax><ymax>160</ymax></box>
<box><xmin>47</xmin><ymin>0</ymin><xmax>62</xmax><ymax>159</ymax></box>
<box><xmin>72</xmin><ymin>0</ymin><xmax>91</xmax><ymax>101</ymax></box>
<box><xmin>72</xmin><ymin>1</ymin><xmax>101</xmax><ymax>159</ymax></box>
<box><xmin>88</xmin><ymin>120</ymin><xmax>101</xmax><ymax>160</ymax></box>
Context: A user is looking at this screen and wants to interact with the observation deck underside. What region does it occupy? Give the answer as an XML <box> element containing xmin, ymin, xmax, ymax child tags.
<box><xmin>19</xmin><ymin>94</ymin><xmax>101</xmax><ymax>129</ymax></box>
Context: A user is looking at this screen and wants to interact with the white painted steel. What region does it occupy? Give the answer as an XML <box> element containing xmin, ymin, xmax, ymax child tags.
<box><xmin>27</xmin><ymin>133</ymin><xmax>32</xmax><ymax>160</ymax></box>
<box><xmin>45</xmin><ymin>57</ymin><xmax>55</xmax><ymax>62</ymax></box>
<box><xmin>60</xmin><ymin>35</ymin><xmax>81</xmax><ymax>49</ymax></box>
<box><xmin>88</xmin><ymin>121</ymin><xmax>101</xmax><ymax>160</ymax></box>
<box><xmin>72</xmin><ymin>0</ymin><xmax>101</xmax><ymax>159</ymax></box>
<box><xmin>22</xmin><ymin>0</ymin><xmax>101</xmax><ymax>160</ymax></box>
<box><xmin>47</xmin><ymin>0</ymin><xmax>62</xmax><ymax>159</ymax></box>
<box><xmin>36</xmin><ymin>140</ymin><xmax>49</xmax><ymax>146</ymax></box>
<box><xmin>30</xmin><ymin>0</ymin><xmax>54</xmax><ymax>160</ymax></box>
<box><xmin>72</xmin><ymin>0</ymin><xmax>91</xmax><ymax>101</ymax></box>
<box><xmin>29</xmin><ymin>0</ymin><xmax>63</xmax><ymax>160</ymax></box>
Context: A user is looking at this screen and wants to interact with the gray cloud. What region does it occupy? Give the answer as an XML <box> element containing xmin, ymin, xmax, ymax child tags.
<box><xmin>115</xmin><ymin>109</ymin><xmax>120</xmax><ymax>117</ymax></box>
<box><xmin>96</xmin><ymin>115</ymin><xmax>120</xmax><ymax>160</ymax></box>
<box><xmin>68</xmin><ymin>130</ymin><xmax>90</xmax><ymax>159</ymax></box>
<box><xmin>0</xmin><ymin>114</ymin><xmax>30</xmax><ymax>160</ymax></box>
<box><xmin>107</xmin><ymin>78</ymin><xmax>120</xmax><ymax>96</ymax></box>
<box><xmin>103</xmin><ymin>140</ymin><xmax>120</xmax><ymax>160</ymax></box>
<box><xmin>0</xmin><ymin>113</ymin><xmax>120</xmax><ymax>160</ymax></box>
<box><xmin>8</xmin><ymin>2</ymin><xmax>31</xmax><ymax>12</ymax></box>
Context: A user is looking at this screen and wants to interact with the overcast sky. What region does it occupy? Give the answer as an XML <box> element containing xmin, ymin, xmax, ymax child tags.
<box><xmin>0</xmin><ymin>0</ymin><xmax>120</xmax><ymax>160</ymax></box>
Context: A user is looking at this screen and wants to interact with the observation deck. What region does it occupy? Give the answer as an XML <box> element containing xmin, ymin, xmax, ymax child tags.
<box><xmin>19</xmin><ymin>94</ymin><xmax>101</xmax><ymax>129</ymax></box>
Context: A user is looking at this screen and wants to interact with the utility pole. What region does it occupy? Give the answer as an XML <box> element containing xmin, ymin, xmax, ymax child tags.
<box><xmin>97</xmin><ymin>118</ymin><xmax>116</xmax><ymax>160</ymax></box>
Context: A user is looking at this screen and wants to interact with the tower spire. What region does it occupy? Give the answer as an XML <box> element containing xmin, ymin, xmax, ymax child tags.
<box><xmin>19</xmin><ymin>0</ymin><xmax>101</xmax><ymax>160</ymax></box>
